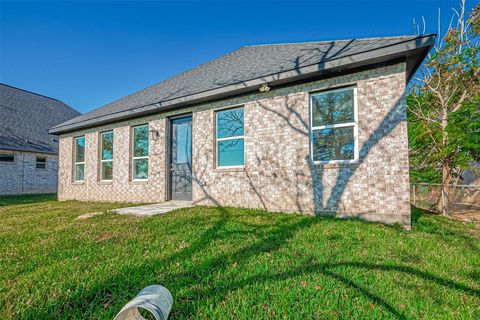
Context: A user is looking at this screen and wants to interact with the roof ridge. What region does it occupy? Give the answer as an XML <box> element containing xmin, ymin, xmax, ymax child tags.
<box><xmin>0</xmin><ymin>83</ymin><xmax>64</xmax><ymax>102</ymax></box>
<box><xmin>50</xmin><ymin>34</ymin><xmax>436</xmax><ymax>134</ymax></box>
<box><xmin>244</xmin><ymin>34</ymin><xmax>430</xmax><ymax>47</ymax></box>
<box><xmin>1</xmin><ymin>83</ymin><xmax>80</xmax><ymax>115</ymax></box>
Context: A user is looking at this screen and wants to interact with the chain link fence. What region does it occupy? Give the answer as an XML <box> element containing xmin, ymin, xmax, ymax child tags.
<box><xmin>411</xmin><ymin>183</ymin><xmax>480</xmax><ymax>215</ymax></box>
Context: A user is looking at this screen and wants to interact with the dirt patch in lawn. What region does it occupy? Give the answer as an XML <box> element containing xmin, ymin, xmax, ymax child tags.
<box><xmin>76</xmin><ymin>212</ymin><xmax>104</xmax><ymax>220</ymax></box>
<box><xmin>449</xmin><ymin>210</ymin><xmax>480</xmax><ymax>227</ymax></box>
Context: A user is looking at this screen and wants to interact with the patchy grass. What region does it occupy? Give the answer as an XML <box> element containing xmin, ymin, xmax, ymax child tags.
<box><xmin>0</xmin><ymin>196</ymin><xmax>479</xmax><ymax>319</ymax></box>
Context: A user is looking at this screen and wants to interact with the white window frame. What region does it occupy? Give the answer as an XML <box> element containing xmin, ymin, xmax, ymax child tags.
<box><xmin>216</xmin><ymin>106</ymin><xmax>245</xmax><ymax>169</ymax></box>
<box><xmin>131</xmin><ymin>124</ymin><xmax>149</xmax><ymax>181</ymax></box>
<box><xmin>36</xmin><ymin>156</ymin><xmax>47</xmax><ymax>169</ymax></box>
<box><xmin>74</xmin><ymin>136</ymin><xmax>85</xmax><ymax>182</ymax></box>
<box><xmin>309</xmin><ymin>86</ymin><xmax>359</xmax><ymax>164</ymax></box>
<box><xmin>100</xmin><ymin>131</ymin><xmax>114</xmax><ymax>181</ymax></box>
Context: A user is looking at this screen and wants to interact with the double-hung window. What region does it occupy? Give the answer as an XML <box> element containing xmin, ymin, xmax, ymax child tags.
<box><xmin>74</xmin><ymin>136</ymin><xmax>85</xmax><ymax>181</ymax></box>
<box><xmin>36</xmin><ymin>156</ymin><xmax>46</xmax><ymax>169</ymax></box>
<box><xmin>100</xmin><ymin>131</ymin><xmax>114</xmax><ymax>181</ymax></box>
<box><xmin>310</xmin><ymin>87</ymin><xmax>358</xmax><ymax>163</ymax></box>
<box><xmin>216</xmin><ymin>107</ymin><xmax>245</xmax><ymax>168</ymax></box>
<box><xmin>132</xmin><ymin>124</ymin><xmax>149</xmax><ymax>180</ymax></box>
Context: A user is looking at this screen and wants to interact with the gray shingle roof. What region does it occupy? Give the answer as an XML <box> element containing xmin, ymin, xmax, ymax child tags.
<box><xmin>51</xmin><ymin>34</ymin><xmax>435</xmax><ymax>134</ymax></box>
<box><xmin>0</xmin><ymin>84</ymin><xmax>80</xmax><ymax>154</ymax></box>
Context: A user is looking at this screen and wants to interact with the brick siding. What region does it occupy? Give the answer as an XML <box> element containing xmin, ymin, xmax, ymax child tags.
<box><xmin>57</xmin><ymin>63</ymin><xmax>411</xmax><ymax>228</ymax></box>
<box><xmin>0</xmin><ymin>150</ymin><xmax>58</xmax><ymax>195</ymax></box>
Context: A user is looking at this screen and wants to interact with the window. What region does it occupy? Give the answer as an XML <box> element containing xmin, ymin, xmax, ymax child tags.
<box><xmin>36</xmin><ymin>156</ymin><xmax>46</xmax><ymax>169</ymax></box>
<box><xmin>310</xmin><ymin>87</ymin><xmax>358</xmax><ymax>163</ymax></box>
<box><xmin>0</xmin><ymin>154</ymin><xmax>14</xmax><ymax>163</ymax></box>
<box><xmin>74</xmin><ymin>136</ymin><xmax>85</xmax><ymax>181</ymax></box>
<box><xmin>216</xmin><ymin>107</ymin><xmax>245</xmax><ymax>168</ymax></box>
<box><xmin>100</xmin><ymin>131</ymin><xmax>114</xmax><ymax>181</ymax></box>
<box><xmin>132</xmin><ymin>124</ymin><xmax>149</xmax><ymax>180</ymax></box>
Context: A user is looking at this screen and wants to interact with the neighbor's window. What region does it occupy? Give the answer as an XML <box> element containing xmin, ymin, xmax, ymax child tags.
<box><xmin>0</xmin><ymin>154</ymin><xmax>14</xmax><ymax>163</ymax></box>
<box><xmin>74</xmin><ymin>136</ymin><xmax>85</xmax><ymax>181</ymax></box>
<box><xmin>36</xmin><ymin>156</ymin><xmax>46</xmax><ymax>169</ymax></box>
<box><xmin>216</xmin><ymin>107</ymin><xmax>245</xmax><ymax>167</ymax></box>
<box><xmin>310</xmin><ymin>87</ymin><xmax>358</xmax><ymax>162</ymax></box>
<box><xmin>100</xmin><ymin>131</ymin><xmax>114</xmax><ymax>181</ymax></box>
<box><xmin>132</xmin><ymin>124</ymin><xmax>149</xmax><ymax>180</ymax></box>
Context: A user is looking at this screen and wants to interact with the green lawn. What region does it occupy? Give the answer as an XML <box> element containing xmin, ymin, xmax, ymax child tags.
<box><xmin>0</xmin><ymin>195</ymin><xmax>479</xmax><ymax>319</ymax></box>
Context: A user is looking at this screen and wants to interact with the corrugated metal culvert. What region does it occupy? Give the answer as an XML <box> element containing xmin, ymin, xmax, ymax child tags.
<box><xmin>114</xmin><ymin>285</ymin><xmax>173</xmax><ymax>320</ymax></box>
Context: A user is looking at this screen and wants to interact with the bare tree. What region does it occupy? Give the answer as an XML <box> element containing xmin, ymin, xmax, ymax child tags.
<box><xmin>408</xmin><ymin>1</ymin><xmax>480</xmax><ymax>214</ymax></box>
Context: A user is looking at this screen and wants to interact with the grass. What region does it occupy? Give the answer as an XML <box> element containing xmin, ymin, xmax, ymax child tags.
<box><xmin>0</xmin><ymin>195</ymin><xmax>479</xmax><ymax>319</ymax></box>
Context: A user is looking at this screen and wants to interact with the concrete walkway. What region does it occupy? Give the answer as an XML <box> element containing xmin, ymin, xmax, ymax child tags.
<box><xmin>111</xmin><ymin>201</ymin><xmax>193</xmax><ymax>217</ymax></box>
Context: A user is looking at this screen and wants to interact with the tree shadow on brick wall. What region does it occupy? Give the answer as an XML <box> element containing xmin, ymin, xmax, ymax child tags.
<box><xmin>250</xmin><ymin>88</ymin><xmax>407</xmax><ymax>221</ymax></box>
<box><xmin>191</xmin><ymin>77</ymin><xmax>408</xmax><ymax>219</ymax></box>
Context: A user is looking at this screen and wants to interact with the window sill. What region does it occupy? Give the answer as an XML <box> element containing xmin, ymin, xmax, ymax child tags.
<box><xmin>98</xmin><ymin>181</ymin><xmax>113</xmax><ymax>185</ymax></box>
<box><xmin>72</xmin><ymin>181</ymin><xmax>85</xmax><ymax>185</ymax></box>
<box><xmin>130</xmin><ymin>180</ymin><xmax>149</xmax><ymax>185</ymax></box>
<box><xmin>310</xmin><ymin>161</ymin><xmax>359</xmax><ymax>169</ymax></box>
<box><xmin>214</xmin><ymin>166</ymin><xmax>245</xmax><ymax>173</ymax></box>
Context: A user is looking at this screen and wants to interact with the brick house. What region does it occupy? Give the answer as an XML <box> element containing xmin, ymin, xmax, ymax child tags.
<box><xmin>50</xmin><ymin>35</ymin><xmax>435</xmax><ymax>228</ymax></box>
<box><xmin>0</xmin><ymin>84</ymin><xmax>80</xmax><ymax>195</ymax></box>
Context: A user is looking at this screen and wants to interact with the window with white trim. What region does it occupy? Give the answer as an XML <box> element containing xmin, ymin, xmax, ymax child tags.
<box><xmin>74</xmin><ymin>136</ymin><xmax>85</xmax><ymax>181</ymax></box>
<box><xmin>132</xmin><ymin>124</ymin><xmax>149</xmax><ymax>180</ymax></box>
<box><xmin>310</xmin><ymin>87</ymin><xmax>358</xmax><ymax>163</ymax></box>
<box><xmin>36</xmin><ymin>156</ymin><xmax>46</xmax><ymax>169</ymax></box>
<box><xmin>216</xmin><ymin>107</ymin><xmax>244</xmax><ymax>168</ymax></box>
<box><xmin>100</xmin><ymin>131</ymin><xmax>113</xmax><ymax>181</ymax></box>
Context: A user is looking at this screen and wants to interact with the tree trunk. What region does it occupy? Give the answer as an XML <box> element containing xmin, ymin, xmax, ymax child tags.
<box><xmin>437</xmin><ymin>106</ymin><xmax>450</xmax><ymax>215</ymax></box>
<box><xmin>437</xmin><ymin>161</ymin><xmax>452</xmax><ymax>215</ymax></box>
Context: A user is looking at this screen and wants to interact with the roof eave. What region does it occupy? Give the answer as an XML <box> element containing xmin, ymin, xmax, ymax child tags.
<box><xmin>0</xmin><ymin>146</ymin><xmax>58</xmax><ymax>155</ymax></box>
<box><xmin>50</xmin><ymin>34</ymin><xmax>435</xmax><ymax>135</ymax></box>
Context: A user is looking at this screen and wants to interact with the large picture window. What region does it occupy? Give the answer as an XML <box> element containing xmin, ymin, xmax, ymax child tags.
<box><xmin>132</xmin><ymin>124</ymin><xmax>149</xmax><ymax>180</ymax></box>
<box><xmin>310</xmin><ymin>87</ymin><xmax>358</xmax><ymax>163</ymax></box>
<box><xmin>100</xmin><ymin>131</ymin><xmax>113</xmax><ymax>181</ymax></box>
<box><xmin>216</xmin><ymin>107</ymin><xmax>245</xmax><ymax>168</ymax></box>
<box><xmin>74</xmin><ymin>136</ymin><xmax>85</xmax><ymax>181</ymax></box>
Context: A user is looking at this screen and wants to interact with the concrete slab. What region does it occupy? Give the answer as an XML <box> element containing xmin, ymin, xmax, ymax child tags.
<box><xmin>111</xmin><ymin>201</ymin><xmax>193</xmax><ymax>217</ymax></box>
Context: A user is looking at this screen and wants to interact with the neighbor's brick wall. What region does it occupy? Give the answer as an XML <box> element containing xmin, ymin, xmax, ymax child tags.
<box><xmin>57</xmin><ymin>63</ymin><xmax>411</xmax><ymax>227</ymax></box>
<box><xmin>0</xmin><ymin>150</ymin><xmax>58</xmax><ymax>195</ymax></box>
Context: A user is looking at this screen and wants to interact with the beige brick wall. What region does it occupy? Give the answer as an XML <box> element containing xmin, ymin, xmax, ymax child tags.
<box><xmin>58</xmin><ymin>119</ymin><xmax>167</xmax><ymax>202</ymax></box>
<box><xmin>0</xmin><ymin>150</ymin><xmax>58</xmax><ymax>195</ymax></box>
<box><xmin>58</xmin><ymin>63</ymin><xmax>411</xmax><ymax>227</ymax></box>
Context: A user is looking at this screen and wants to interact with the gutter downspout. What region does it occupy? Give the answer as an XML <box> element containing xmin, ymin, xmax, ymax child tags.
<box><xmin>21</xmin><ymin>152</ymin><xmax>25</xmax><ymax>194</ymax></box>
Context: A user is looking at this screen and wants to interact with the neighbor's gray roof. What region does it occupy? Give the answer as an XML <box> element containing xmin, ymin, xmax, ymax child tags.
<box><xmin>0</xmin><ymin>84</ymin><xmax>80</xmax><ymax>154</ymax></box>
<box><xmin>51</xmin><ymin>34</ymin><xmax>435</xmax><ymax>134</ymax></box>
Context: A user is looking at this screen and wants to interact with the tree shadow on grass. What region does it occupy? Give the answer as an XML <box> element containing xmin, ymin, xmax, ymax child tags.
<box><xmin>412</xmin><ymin>206</ymin><xmax>480</xmax><ymax>252</ymax></box>
<box><xmin>18</xmin><ymin>207</ymin><xmax>480</xmax><ymax>319</ymax></box>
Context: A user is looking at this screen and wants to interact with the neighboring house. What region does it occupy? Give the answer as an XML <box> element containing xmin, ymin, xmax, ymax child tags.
<box><xmin>50</xmin><ymin>34</ymin><xmax>435</xmax><ymax>228</ymax></box>
<box><xmin>460</xmin><ymin>162</ymin><xmax>480</xmax><ymax>186</ymax></box>
<box><xmin>0</xmin><ymin>84</ymin><xmax>80</xmax><ymax>195</ymax></box>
